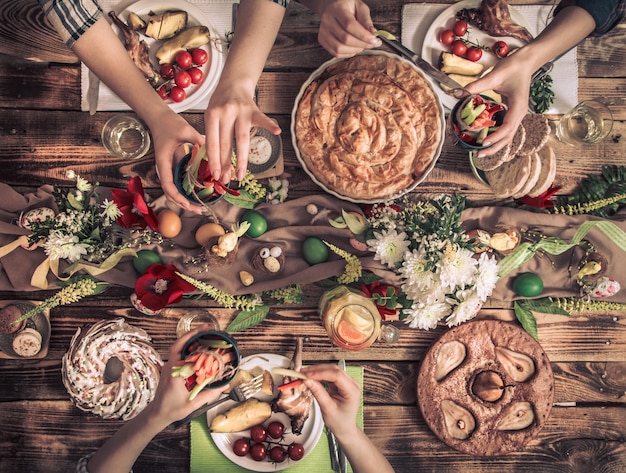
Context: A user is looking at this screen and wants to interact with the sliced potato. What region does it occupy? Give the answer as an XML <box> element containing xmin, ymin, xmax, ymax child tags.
<box><xmin>145</xmin><ymin>10</ymin><xmax>188</xmax><ymax>40</ymax></box>
<box><xmin>440</xmin><ymin>74</ymin><xmax>503</xmax><ymax>103</ymax></box>
<box><xmin>127</xmin><ymin>12</ymin><xmax>146</xmax><ymax>31</ymax></box>
<box><xmin>261</xmin><ymin>369</ymin><xmax>274</xmax><ymax>396</ymax></box>
<box><xmin>440</xmin><ymin>52</ymin><xmax>484</xmax><ymax>76</ymax></box>
<box><xmin>224</xmin><ymin>369</ymin><xmax>253</xmax><ymax>394</ymax></box>
<box><xmin>209</xmin><ymin>398</ymin><xmax>272</xmax><ymax>433</ymax></box>
<box><xmin>155</xmin><ymin>25</ymin><xmax>211</xmax><ymax>64</ymax></box>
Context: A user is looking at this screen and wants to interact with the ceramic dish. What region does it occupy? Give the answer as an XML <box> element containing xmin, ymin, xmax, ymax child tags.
<box><xmin>114</xmin><ymin>0</ymin><xmax>224</xmax><ymax>112</ymax></box>
<box><xmin>0</xmin><ymin>301</ymin><xmax>50</xmax><ymax>359</ymax></box>
<box><xmin>247</xmin><ymin>128</ymin><xmax>282</xmax><ymax>175</ymax></box>
<box><xmin>291</xmin><ymin>50</ymin><xmax>445</xmax><ymax>204</ymax></box>
<box><xmin>420</xmin><ymin>0</ymin><xmax>533</xmax><ymax>110</ymax></box>
<box><xmin>210</xmin><ymin>353</ymin><xmax>324</xmax><ymax>471</ymax></box>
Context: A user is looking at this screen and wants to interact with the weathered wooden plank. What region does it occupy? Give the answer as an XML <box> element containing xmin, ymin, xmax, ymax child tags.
<box><xmin>0</xmin><ymin>401</ymin><xmax>624</xmax><ymax>473</ymax></box>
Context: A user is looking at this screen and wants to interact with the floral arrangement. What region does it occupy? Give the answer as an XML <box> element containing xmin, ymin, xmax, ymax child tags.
<box><xmin>356</xmin><ymin>194</ymin><xmax>500</xmax><ymax>330</ymax></box>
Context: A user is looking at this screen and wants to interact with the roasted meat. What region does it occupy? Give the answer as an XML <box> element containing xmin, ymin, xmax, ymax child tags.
<box><xmin>456</xmin><ymin>0</ymin><xmax>533</xmax><ymax>43</ymax></box>
<box><xmin>108</xmin><ymin>11</ymin><xmax>160</xmax><ymax>84</ymax></box>
<box><xmin>273</xmin><ymin>338</ymin><xmax>313</xmax><ymax>434</ymax></box>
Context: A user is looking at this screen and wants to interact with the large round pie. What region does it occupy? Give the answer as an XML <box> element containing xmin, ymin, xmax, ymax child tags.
<box><xmin>418</xmin><ymin>319</ymin><xmax>554</xmax><ymax>456</ymax></box>
<box><xmin>292</xmin><ymin>51</ymin><xmax>444</xmax><ymax>203</ymax></box>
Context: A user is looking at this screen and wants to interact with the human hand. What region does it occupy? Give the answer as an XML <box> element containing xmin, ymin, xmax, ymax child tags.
<box><xmin>204</xmin><ymin>84</ymin><xmax>281</xmax><ymax>184</ymax></box>
<box><xmin>314</xmin><ymin>0</ymin><xmax>382</xmax><ymax>58</ymax></box>
<box><xmin>149</xmin><ymin>110</ymin><xmax>206</xmax><ymax>215</ymax></box>
<box><xmin>464</xmin><ymin>55</ymin><xmax>532</xmax><ymax>157</ymax></box>
<box><xmin>147</xmin><ymin>324</ymin><xmax>226</xmax><ymax>426</ymax></box>
<box><xmin>301</xmin><ymin>364</ymin><xmax>361</xmax><ymax>439</ymax></box>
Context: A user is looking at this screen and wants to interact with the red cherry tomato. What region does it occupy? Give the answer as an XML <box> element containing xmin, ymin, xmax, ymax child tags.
<box><xmin>232</xmin><ymin>438</ymin><xmax>250</xmax><ymax>457</ymax></box>
<box><xmin>451</xmin><ymin>40</ymin><xmax>467</xmax><ymax>57</ymax></box>
<box><xmin>493</xmin><ymin>40</ymin><xmax>509</xmax><ymax>57</ymax></box>
<box><xmin>249</xmin><ymin>442</ymin><xmax>267</xmax><ymax>462</ymax></box>
<box><xmin>159</xmin><ymin>63</ymin><xmax>175</xmax><ymax>80</ymax></box>
<box><xmin>439</xmin><ymin>29</ymin><xmax>455</xmax><ymax>46</ymax></box>
<box><xmin>453</xmin><ymin>19</ymin><xmax>468</xmax><ymax>37</ymax></box>
<box><xmin>466</xmin><ymin>47</ymin><xmax>483</xmax><ymax>62</ymax></box>
<box><xmin>156</xmin><ymin>85</ymin><xmax>169</xmax><ymax>100</ymax></box>
<box><xmin>188</xmin><ymin>67</ymin><xmax>203</xmax><ymax>85</ymax></box>
<box><xmin>266</xmin><ymin>421</ymin><xmax>285</xmax><ymax>439</ymax></box>
<box><xmin>250</xmin><ymin>424</ymin><xmax>267</xmax><ymax>443</ymax></box>
<box><xmin>174</xmin><ymin>70</ymin><xmax>192</xmax><ymax>89</ymax></box>
<box><xmin>175</xmin><ymin>50</ymin><xmax>193</xmax><ymax>69</ymax></box>
<box><xmin>169</xmin><ymin>86</ymin><xmax>186</xmax><ymax>103</ymax></box>
<box><xmin>191</xmin><ymin>48</ymin><xmax>208</xmax><ymax>66</ymax></box>
<box><xmin>269</xmin><ymin>446</ymin><xmax>287</xmax><ymax>463</ymax></box>
<box><xmin>288</xmin><ymin>442</ymin><xmax>305</xmax><ymax>461</ymax></box>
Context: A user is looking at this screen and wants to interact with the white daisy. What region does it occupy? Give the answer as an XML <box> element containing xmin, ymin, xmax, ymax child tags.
<box><xmin>75</xmin><ymin>176</ymin><xmax>92</xmax><ymax>192</ymax></box>
<box><xmin>101</xmin><ymin>199</ymin><xmax>122</xmax><ymax>223</ymax></box>
<box><xmin>366</xmin><ymin>229</ymin><xmax>410</xmax><ymax>268</ymax></box>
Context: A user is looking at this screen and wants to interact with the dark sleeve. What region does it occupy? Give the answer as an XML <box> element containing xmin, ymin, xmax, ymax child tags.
<box><xmin>555</xmin><ymin>0</ymin><xmax>626</xmax><ymax>35</ymax></box>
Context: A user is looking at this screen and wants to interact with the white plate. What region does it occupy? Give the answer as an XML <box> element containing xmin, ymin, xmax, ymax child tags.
<box><xmin>420</xmin><ymin>0</ymin><xmax>533</xmax><ymax>110</ymax></box>
<box><xmin>115</xmin><ymin>0</ymin><xmax>224</xmax><ymax>112</ymax></box>
<box><xmin>210</xmin><ymin>353</ymin><xmax>324</xmax><ymax>471</ymax></box>
<box><xmin>291</xmin><ymin>50</ymin><xmax>445</xmax><ymax>204</ymax></box>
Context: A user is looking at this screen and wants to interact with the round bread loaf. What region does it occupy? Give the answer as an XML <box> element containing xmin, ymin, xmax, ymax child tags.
<box><xmin>0</xmin><ymin>304</ymin><xmax>25</xmax><ymax>334</ymax></box>
<box><xmin>517</xmin><ymin>114</ymin><xmax>550</xmax><ymax>156</ymax></box>
<box><xmin>485</xmin><ymin>153</ymin><xmax>532</xmax><ymax>198</ymax></box>
<box><xmin>418</xmin><ymin>319</ymin><xmax>554</xmax><ymax>456</ymax></box>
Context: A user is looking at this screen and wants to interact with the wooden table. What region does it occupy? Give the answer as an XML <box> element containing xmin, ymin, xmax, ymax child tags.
<box><xmin>0</xmin><ymin>1</ymin><xmax>625</xmax><ymax>472</ymax></box>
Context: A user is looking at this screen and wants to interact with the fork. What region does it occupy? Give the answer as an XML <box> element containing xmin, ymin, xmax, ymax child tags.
<box><xmin>168</xmin><ymin>373</ymin><xmax>264</xmax><ymax>430</ymax></box>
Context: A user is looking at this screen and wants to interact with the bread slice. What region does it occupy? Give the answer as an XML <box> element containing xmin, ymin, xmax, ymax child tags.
<box><xmin>517</xmin><ymin>114</ymin><xmax>550</xmax><ymax>156</ymax></box>
<box><xmin>509</xmin><ymin>123</ymin><xmax>526</xmax><ymax>157</ymax></box>
<box><xmin>527</xmin><ymin>145</ymin><xmax>557</xmax><ymax>197</ymax></box>
<box><xmin>473</xmin><ymin>142</ymin><xmax>511</xmax><ymax>171</ymax></box>
<box><xmin>512</xmin><ymin>152</ymin><xmax>542</xmax><ymax>198</ymax></box>
<box><xmin>485</xmin><ymin>153</ymin><xmax>532</xmax><ymax>198</ymax></box>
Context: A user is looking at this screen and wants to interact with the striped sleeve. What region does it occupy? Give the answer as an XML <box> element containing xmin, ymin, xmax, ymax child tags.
<box><xmin>38</xmin><ymin>0</ymin><xmax>102</xmax><ymax>48</ymax></box>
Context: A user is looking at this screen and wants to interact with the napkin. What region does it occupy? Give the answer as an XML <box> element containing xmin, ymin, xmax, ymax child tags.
<box><xmin>80</xmin><ymin>0</ymin><xmax>234</xmax><ymax>112</ymax></box>
<box><xmin>402</xmin><ymin>3</ymin><xmax>578</xmax><ymax>113</ymax></box>
<box><xmin>190</xmin><ymin>365</ymin><xmax>363</xmax><ymax>473</ymax></box>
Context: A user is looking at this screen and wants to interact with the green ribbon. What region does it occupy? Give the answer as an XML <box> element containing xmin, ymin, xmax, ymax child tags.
<box><xmin>498</xmin><ymin>220</ymin><xmax>626</xmax><ymax>277</ymax></box>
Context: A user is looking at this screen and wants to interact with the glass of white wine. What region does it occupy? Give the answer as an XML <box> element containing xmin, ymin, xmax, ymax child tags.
<box><xmin>176</xmin><ymin>309</ymin><xmax>220</xmax><ymax>338</ymax></box>
<box><xmin>555</xmin><ymin>100</ymin><xmax>613</xmax><ymax>145</ymax></box>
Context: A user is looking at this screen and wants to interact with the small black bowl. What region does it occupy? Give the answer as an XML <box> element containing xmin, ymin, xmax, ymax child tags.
<box><xmin>449</xmin><ymin>94</ymin><xmax>506</xmax><ymax>150</ymax></box>
<box><xmin>181</xmin><ymin>331</ymin><xmax>240</xmax><ymax>389</ymax></box>
<box><xmin>174</xmin><ymin>153</ymin><xmax>228</xmax><ymax>206</ymax></box>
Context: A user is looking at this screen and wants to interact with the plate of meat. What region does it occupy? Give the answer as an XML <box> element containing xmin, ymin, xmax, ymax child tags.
<box><xmin>420</xmin><ymin>0</ymin><xmax>534</xmax><ymax>110</ymax></box>
<box><xmin>109</xmin><ymin>0</ymin><xmax>224</xmax><ymax>113</ymax></box>
<box><xmin>209</xmin><ymin>351</ymin><xmax>324</xmax><ymax>471</ymax></box>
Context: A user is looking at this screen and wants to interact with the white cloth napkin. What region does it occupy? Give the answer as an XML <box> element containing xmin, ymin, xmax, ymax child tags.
<box><xmin>402</xmin><ymin>2</ymin><xmax>578</xmax><ymax>112</ymax></box>
<box><xmin>80</xmin><ymin>0</ymin><xmax>234</xmax><ymax>112</ymax></box>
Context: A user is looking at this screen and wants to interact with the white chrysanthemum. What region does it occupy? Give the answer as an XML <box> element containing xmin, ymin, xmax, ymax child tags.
<box><xmin>402</xmin><ymin>300</ymin><xmax>450</xmax><ymax>330</ymax></box>
<box><xmin>66</xmin><ymin>170</ymin><xmax>76</xmax><ymax>179</ymax></box>
<box><xmin>366</xmin><ymin>229</ymin><xmax>410</xmax><ymax>268</ymax></box>
<box><xmin>44</xmin><ymin>231</ymin><xmax>89</xmax><ymax>262</ymax></box>
<box><xmin>445</xmin><ymin>289</ymin><xmax>482</xmax><ymax>327</ymax></box>
<box><xmin>76</xmin><ymin>176</ymin><xmax>92</xmax><ymax>192</ymax></box>
<box><xmin>474</xmin><ymin>253</ymin><xmax>500</xmax><ymax>300</ymax></box>
<box><xmin>437</xmin><ymin>245</ymin><xmax>478</xmax><ymax>293</ymax></box>
<box><xmin>101</xmin><ymin>199</ymin><xmax>122</xmax><ymax>223</ymax></box>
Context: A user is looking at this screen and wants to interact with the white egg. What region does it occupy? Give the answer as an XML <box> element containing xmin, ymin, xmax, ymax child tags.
<box><xmin>270</xmin><ymin>246</ymin><xmax>282</xmax><ymax>257</ymax></box>
<box><xmin>19</xmin><ymin>207</ymin><xmax>55</xmax><ymax>230</ymax></box>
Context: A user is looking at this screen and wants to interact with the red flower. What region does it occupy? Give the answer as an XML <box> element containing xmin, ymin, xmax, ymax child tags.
<box><xmin>134</xmin><ymin>264</ymin><xmax>196</xmax><ymax>311</ymax></box>
<box><xmin>360</xmin><ymin>281</ymin><xmax>399</xmax><ymax>320</ymax></box>
<box><xmin>111</xmin><ymin>176</ymin><xmax>159</xmax><ymax>230</ymax></box>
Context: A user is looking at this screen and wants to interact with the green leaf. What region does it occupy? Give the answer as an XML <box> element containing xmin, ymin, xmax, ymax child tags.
<box><xmin>514</xmin><ymin>301</ymin><xmax>539</xmax><ymax>341</ymax></box>
<box><xmin>518</xmin><ymin>298</ymin><xmax>570</xmax><ymax>316</ymax></box>
<box><xmin>223</xmin><ymin>189</ymin><xmax>261</xmax><ymax>209</ymax></box>
<box><xmin>225</xmin><ymin>305</ymin><xmax>270</xmax><ymax>332</ymax></box>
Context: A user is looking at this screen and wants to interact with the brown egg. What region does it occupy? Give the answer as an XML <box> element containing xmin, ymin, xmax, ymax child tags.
<box><xmin>195</xmin><ymin>223</ymin><xmax>226</xmax><ymax>246</ymax></box>
<box><xmin>157</xmin><ymin>209</ymin><xmax>182</xmax><ymax>238</ymax></box>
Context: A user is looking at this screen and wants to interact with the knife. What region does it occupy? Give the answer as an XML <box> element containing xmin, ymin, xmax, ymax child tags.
<box><xmin>375</xmin><ymin>30</ymin><xmax>466</xmax><ymax>96</ymax></box>
<box><xmin>337</xmin><ymin>359</ymin><xmax>348</xmax><ymax>473</ymax></box>
<box><xmin>87</xmin><ymin>69</ymin><xmax>100</xmax><ymax>115</ymax></box>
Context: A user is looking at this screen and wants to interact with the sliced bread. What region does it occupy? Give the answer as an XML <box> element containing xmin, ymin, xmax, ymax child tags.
<box><xmin>512</xmin><ymin>151</ymin><xmax>542</xmax><ymax>199</ymax></box>
<box><xmin>485</xmin><ymin>153</ymin><xmax>532</xmax><ymax>198</ymax></box>
<box><xmin>509</xmin><ymin>122</ymin><xmax>527</xmax><ymax>156</ymax></box>
<box><xmin>527</xmin><ymin>145</ymin><xmax>557</xmax><ymax>197</ymax></box>
<box><xmin>473</xmin><ymin>142</ymin><xmax>512</xmax><ymax>171</ymax></box>
<box><xmin>517</xmin><ymin>114</ymin><xmax>550</xmax><ymax>156</ymax></box>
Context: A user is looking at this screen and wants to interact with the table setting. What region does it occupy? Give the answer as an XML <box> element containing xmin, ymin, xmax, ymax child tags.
<box><xmin>0</xmin><ymin>0</ymin><xmax>625</xmax><ymax>471</ymax></box>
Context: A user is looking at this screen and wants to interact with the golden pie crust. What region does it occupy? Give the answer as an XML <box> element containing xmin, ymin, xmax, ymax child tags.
<box><xmin>418</xmin><ymin>319</ymin><xmax>554</xmax><ymax>456</ymax></box>
<box><xmin>294</xmin><ymin>52</ymin><xmax>443</xmax><ymax>201</ymax></box>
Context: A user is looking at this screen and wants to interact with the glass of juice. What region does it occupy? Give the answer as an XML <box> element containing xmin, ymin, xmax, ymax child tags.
<box><xmin>319</xmin><ymin>286</ymin><xmax>381</xmax><ymax>350</ymax></box>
